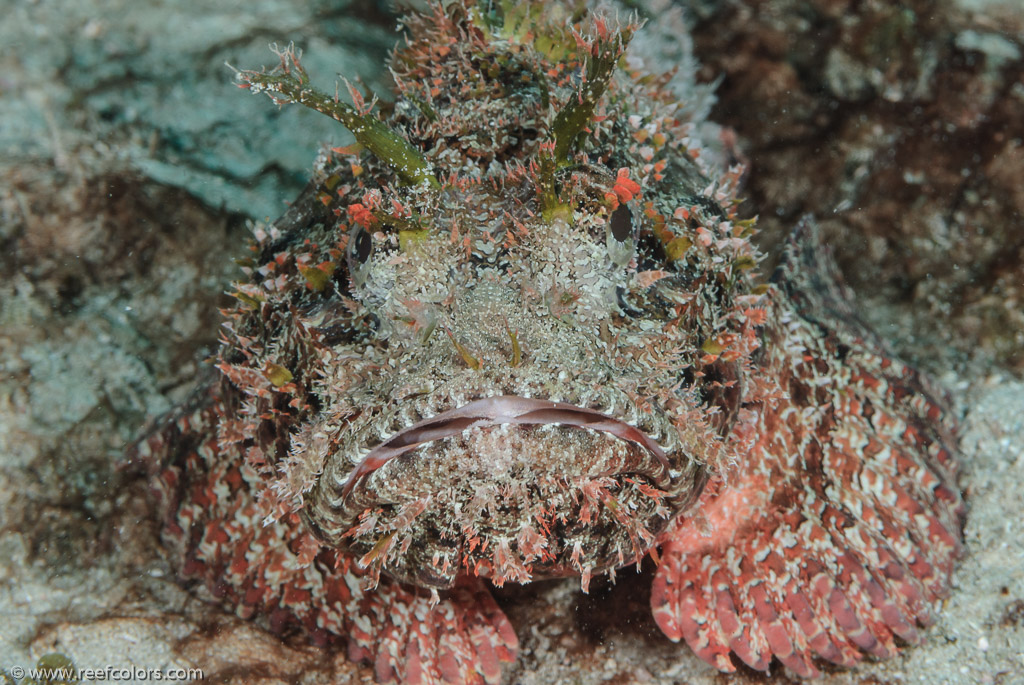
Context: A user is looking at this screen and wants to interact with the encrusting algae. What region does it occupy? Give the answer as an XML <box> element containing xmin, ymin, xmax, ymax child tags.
<box><xmin>129</xmin><ymin>2</ymin><xmax>965</xmax><ymax>682</ymax></box>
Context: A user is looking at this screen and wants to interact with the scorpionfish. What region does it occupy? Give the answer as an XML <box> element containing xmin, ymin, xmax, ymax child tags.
<box><xmin>130</xmin><ymin>2</ymin><xmax>965</xmax><ymax>682</ymax></box>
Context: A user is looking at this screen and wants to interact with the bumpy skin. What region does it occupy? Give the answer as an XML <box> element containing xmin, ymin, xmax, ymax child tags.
<box><xmin>650</xmin><ymin>221</ymin><xmax>964</xmax><ymax>677</ymax></box>
<box><xmin>130</xmin><ymin>3</ymin><xmax>964</xmax><ymax>682</ymax></box>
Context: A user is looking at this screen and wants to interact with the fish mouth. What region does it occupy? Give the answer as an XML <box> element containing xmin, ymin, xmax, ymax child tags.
<box><xmin>304</xmin><ymin>393</ymin><xmax>710</xmax><ymax>590</ymax></box>
<box><xmin>340</xmin><ymin>395</ymin><xmax>673</xmax><ymax>499</ymax></box>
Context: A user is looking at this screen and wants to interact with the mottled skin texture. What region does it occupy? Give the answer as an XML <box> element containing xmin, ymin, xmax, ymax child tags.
<box><xmin>129</xmin><ymin>3</ymin><xmax>964</xmax><ymax>682</ymax></box>
<box><xmin>651</xmin><ymin>221</ymin><xmax>964</xmax><ymax>677</ymax></box>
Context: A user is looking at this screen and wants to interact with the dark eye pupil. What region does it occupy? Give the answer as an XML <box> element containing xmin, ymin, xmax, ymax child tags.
<box><xmin>610</xmin><ymin>204</ymin><xmax>632</xmax><ymax>242</ymax></box>
<box><xmin>355</xmin><ymin>229</ymin><xmax>372</xmax><ymax>263</ymax></box>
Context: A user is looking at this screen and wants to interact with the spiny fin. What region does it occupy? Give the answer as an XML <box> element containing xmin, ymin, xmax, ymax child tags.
<box><xmin>151</xmin><ymin>396</ymin><xmax>518</xmax><ymax>685</ymax></box>
<box><xmin>652</xmin><ymin>217</ymin><xmax>965</xmax><ymax>675</ymax></box>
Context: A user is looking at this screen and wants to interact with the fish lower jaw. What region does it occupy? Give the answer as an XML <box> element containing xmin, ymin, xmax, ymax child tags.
<box><xmin>303</xmin><ymin>395</ymin><xmax>708</xmax><ymax>590</ymax></box>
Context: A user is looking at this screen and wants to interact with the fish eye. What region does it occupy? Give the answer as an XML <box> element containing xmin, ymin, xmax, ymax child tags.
<box><xmin>607</xmin><ymin>204</ymin><xmax>635</xmax><ymax>267</ymax></box>
<box><xmin>354</xmin><ymin>229</ymin><xmax>373</xmax><ymax>263</ymax></box>
<box><xmin>610</xmin><ymin>204</ymin><xmax>632</xmax><ymax>242</ymax></box>
<box><xmin>348</xmin><ymin>227</ymin><xmax>374</xmax><ymax>286</ymax></box>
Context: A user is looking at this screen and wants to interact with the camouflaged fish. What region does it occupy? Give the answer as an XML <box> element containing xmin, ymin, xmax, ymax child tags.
<box><xmin>130</xmin><ymin>2</ymin><xmax>965</xmax><ymax>682</ymax></box>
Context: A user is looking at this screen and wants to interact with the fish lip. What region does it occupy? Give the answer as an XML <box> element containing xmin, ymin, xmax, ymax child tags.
<box><xmin>340</xmin><ymin>394</ymin><xmax>671</xmax><ymax>498</ymax></box>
